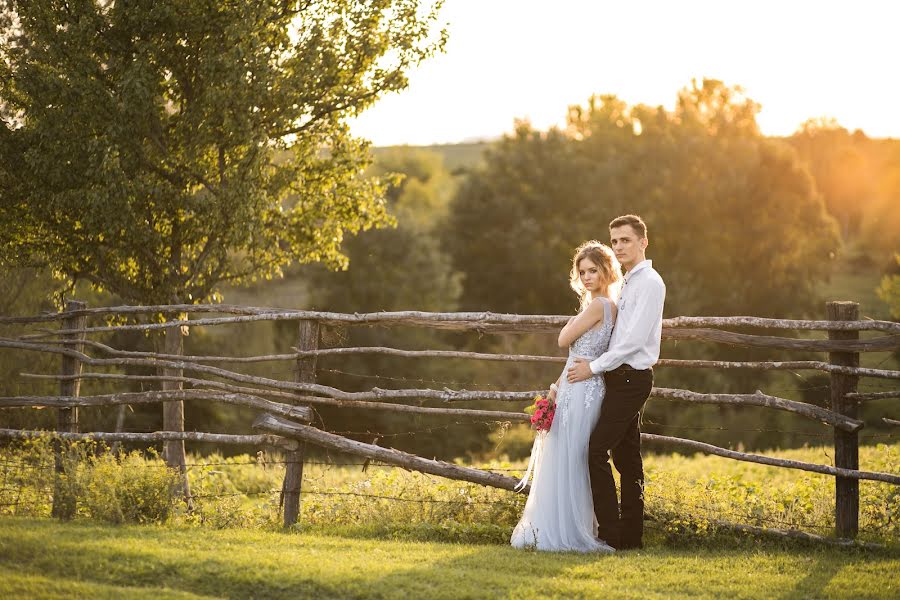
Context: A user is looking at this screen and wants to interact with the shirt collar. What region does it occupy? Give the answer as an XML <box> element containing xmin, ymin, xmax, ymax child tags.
<box><xmin>624</xmin><ymin>259</ymin><xmax>652</xmax><ymax>282</ymax></box>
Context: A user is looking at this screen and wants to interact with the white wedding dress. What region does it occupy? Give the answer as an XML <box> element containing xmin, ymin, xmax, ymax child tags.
<box><xmin>511</xmin><ymin>297</ymin><xmax>615</xmax><ymax>553</ymax></box>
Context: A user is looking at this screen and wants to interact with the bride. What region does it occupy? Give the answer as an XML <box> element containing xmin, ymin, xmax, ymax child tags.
<box><xmin>511</xmin><ymin>241</ymin><xmax>622</xmax><ymax>552</ymax></box>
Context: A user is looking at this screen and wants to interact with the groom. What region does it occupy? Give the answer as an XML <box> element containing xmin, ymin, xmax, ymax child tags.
<box><xmin>566</xmin><ymin>214</ymin><xmax>665</xmax><ymax>550</ymax></box>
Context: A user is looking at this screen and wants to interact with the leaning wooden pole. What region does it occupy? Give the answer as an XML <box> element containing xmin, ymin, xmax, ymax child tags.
<box><xmin>828</xmin><ymin>301</ymin><xmax>860</xmax><ymax>539</ymax></box>
<box><xmin>162</xmin><ymin>312</ymin><xmax>191</xmax><ymax>506</ymax></box>
<box><xmin>281</xmin><ymin>319</ymin><xmax>318</xmax><ymax>528</ymax></box>
<box><xmin>51</xmin><ymin>300</ymin><xmax>86</xmax><ymax>519</ymax></box>
<box><xmin>254</xmin><ymin>414</ymin><xmax>528</xmax><ymax>492</ymax></box>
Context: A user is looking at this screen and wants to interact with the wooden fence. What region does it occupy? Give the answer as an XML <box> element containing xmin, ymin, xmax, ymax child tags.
<box><xmin>0</xmin><ymin>301</ymin><xmax>899</xmax><ymax>540</ymax></box>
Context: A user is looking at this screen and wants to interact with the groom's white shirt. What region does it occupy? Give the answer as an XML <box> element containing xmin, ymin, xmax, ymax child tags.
<box><xmin>589</xmin><ymin>259</ymin><xmax>665</xmax><ymax>374</ymax></box>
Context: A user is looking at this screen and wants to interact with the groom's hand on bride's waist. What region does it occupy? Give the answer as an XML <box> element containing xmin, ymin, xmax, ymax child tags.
<box><xmin>566</xmin><ymin>359</ymin><xmax>593</xmax><ymax>383</ymax></box>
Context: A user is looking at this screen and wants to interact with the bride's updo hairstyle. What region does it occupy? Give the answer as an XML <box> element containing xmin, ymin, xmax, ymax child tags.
<box><xmin>568</xmin><ymin>240</ymin><xmax>622</xmax><ymax>311</ymax></box>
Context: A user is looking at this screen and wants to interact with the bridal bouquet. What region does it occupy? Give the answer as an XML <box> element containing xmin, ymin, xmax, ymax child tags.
<box><xmin>525</xmin><ymin>394</ymin><xmax>555</xmax><ymax>432</ymax></box>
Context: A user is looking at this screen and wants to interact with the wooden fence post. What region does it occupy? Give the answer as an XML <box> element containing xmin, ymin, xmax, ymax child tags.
<box><xmin>52</xmin><ymin>300</ymin><xmax>86</xmax><ymax>519</ymax></box>
<box><xmin>827</xmin><ymin>301</ymin><xmax>859</xmax><ymax>538</ymax></box>
<box><xmin>282</xmin><ymin>319</ymin><xmax>318</xmax><ymax>528</ymax></box>
<box><xmin>162</xmin><ymin>313</ymin><xmax>192</xmax><ymax>506</ymax></box>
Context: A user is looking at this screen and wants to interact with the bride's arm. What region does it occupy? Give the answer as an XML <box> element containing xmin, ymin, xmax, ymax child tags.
<box><xmin>557</xmin><ymin>299</ymin><xmax>606</xmax><ymax>348</ymax></box>
<box><xmin>548</xmin><ymin>372</ymin><xmax>563</xmax><ymax>403</ymax></box>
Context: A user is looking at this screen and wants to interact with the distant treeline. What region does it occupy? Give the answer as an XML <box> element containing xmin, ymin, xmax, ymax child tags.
<box><xmin>3</xmin><ymin>79</ymin><xmax>898</xmax><ymax>458</ymax></box>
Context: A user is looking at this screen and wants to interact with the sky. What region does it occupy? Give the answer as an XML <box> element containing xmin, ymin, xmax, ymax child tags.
<box><xmin>350</xmin><ymin>0</ymin><xmax>900</xmax><ymax>146</ymax></box>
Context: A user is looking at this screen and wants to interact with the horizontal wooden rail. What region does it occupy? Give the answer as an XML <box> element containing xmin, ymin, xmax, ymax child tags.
<box><xmin>3</xmin><ymin>305</ymin><xmax>898</xmax><ymax>332</ymax></box>
<box><xmin>2</xmin><ymin>384</ymin><xmax>529</xmax><ymax>423</ymax></box>
<box><xmin>846</xmin><ymin>391</ymin><xmax>900</xmax><ymax>401</ymax></box>
<box><xmin>253</xmin><ymin>413</ymin><xmax>529</xmax><ymax>493</ymax></box>
<box><xmin>649</xmin><ymin>388</ymin><xmax>863</xmax><ymax>432</ymax></box>
<box><xmin>10</xmin><ymin>344</ymin><xmax>862</xmax><ymax>430</ymax></box>
<box><xmin>3</xmin><ymin>424</ymin><xmax>894</xmax><ymax>486</ymax></box>
<box><xmin>18</xmin><ymin>322</ymin><xmax>900</xmax><ymax>351</ymax></box>
<box><xmin>0</xmin><ymin>428</ymin><xmax>298</xmax><ymax>449</ymax></box>
<box><xmin>656</xmin><ymin>359</ymin><xmax>899</xmax><ymax>379</ymax></box>
<box><xmin>664</xmin><ymin>328</ymin><xmax>900</xmax><ymax>352</ymax></box>
<box><xmin>641</xmin><ymin>434</ymin><xmax>900</xmax><ymax>484</ymax></box>
<box><xmin>19</xmin><ymin>340</ymin><xmax>900</xmax><ymax>380</ymax></box>
<box><xmin>295</xmin><ymin>346</ymin><xmax>568</xmax><ymax>363</ymax></box>
<box><xmin>0</xmin><ymin>389</ymin><xmax>313</xmax><ymax>423</ymax></box>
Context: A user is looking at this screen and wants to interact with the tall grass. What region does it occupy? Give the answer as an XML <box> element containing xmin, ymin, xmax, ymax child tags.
<box><xmin>1</xmin><ymin>437</ymin><xmax>897</xmax><ymax>544</ymax></box>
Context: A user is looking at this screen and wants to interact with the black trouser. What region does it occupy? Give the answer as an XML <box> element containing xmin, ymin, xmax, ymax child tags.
<box><xmin>588</xmin><ymin>365</ymin><xmax>653</xmax><ymax>549</ymax></box>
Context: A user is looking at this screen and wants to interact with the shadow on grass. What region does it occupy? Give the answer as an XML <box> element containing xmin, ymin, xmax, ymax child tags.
<box><xmin>1</xmin><ymin>517</ymin><xmax>897</xmax><ymax>599</ymax></box>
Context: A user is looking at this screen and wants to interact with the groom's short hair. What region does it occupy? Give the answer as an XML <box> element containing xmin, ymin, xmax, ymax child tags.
<box><xmin>609</xmin><ymin>214</ymin><xmax>647</xmax><ymax>239</ymax></box>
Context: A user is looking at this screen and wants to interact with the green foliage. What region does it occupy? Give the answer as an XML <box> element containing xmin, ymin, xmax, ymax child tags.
<box><xmin>445</xmin><ymin>79</ymin><xmax>841</xmax><ymax>320</ymax></box>
<box><xmin>789</xmin><ymin>119</ymin><xmax>876</xmax><ymax>239</ymax></box>
<box><xmin>4</xmin><ymin>442</ymin><xmax>897</xmax><ymax>546</ymax></box>
<box><xmin>877</xmin><ymin>255</ymin><xmax>900</xmax><ymax>319</ymax></box>
<box><xmin>78</xmin><ymin>449</ymin><xmax>179</xmax><ymax>524</ymax></box>
<box><xmin>0</xmin><ymin>437</ymin><xmax>179</xmax><ymax>524</ymax></box>
<box><xmin>0</xmin><ymin>0</ymin><xmax>446</xmax><ymax>304</ymax></box>
<box><xmin>296</xmin><ymin>147</ymin><xmax>476</xmax><ymax>458</ymax></box>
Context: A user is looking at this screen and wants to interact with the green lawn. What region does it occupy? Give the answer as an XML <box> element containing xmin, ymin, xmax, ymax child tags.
<box><xmin>1</xmin><ymin>517</ymin><xmax>897</xmax><ymax>600</ymax></box>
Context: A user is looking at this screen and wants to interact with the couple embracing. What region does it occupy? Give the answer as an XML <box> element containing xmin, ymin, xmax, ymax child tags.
<box><xmin>511</xmin><ymin>214</ymin><xmax>666</xmax><ymax>553</ymax></box>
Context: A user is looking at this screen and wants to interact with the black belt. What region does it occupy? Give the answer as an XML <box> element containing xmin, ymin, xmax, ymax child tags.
<box><xmin>609</xmin><ymin>364</ymin><xmax>651</xmax><ymax>374</ymax></box>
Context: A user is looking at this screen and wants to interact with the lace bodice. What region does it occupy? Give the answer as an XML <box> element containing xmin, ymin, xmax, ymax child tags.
<box><xmin>568</xmin><ymin>298</ymin><xmax>613</xmax><ymax>359</ymax></box>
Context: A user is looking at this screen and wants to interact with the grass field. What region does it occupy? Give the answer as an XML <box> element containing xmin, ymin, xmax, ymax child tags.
<box><xmin>2</xmin><ymin>441</ymin><xmax>899</xmax><ymax>598</ymax></box>
<box><xmin>1</xmin><ymin>517</ymin><xmax>898</xmax><ymax>600</ymax></box>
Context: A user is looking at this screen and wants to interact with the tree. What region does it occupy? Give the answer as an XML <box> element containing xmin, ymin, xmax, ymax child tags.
<box><xmin>303</xmin><ymin>148</ymin><xmax>471</xmax><ymax>458</ymax></box>
<box><xmin>445</xmin><ymin>80</ymin><xmax>840</xmax><ymax>320</ymax></box>
<box><xmin>0</xmin><ymin>0</ymin><xmax>446</xmax><ymax>302</ymax></box>
<box><xmin>444</xmin><ymin>81</ymin><xmax>843</xmax><ymax>451</ymax></box>
<box><xmin>789</xmin><ymin>119</ymin><xmax>875</xmax><ymax>239</ymax></box>
<box><xmin>0</xmin><ymin>0</ymin><xmax>445</xmax><ymax>474</ymax></box>
<box><xmin>877</xmin><ymin>255</ymin><xmax>900</xmax><ymax>319</ymax></box>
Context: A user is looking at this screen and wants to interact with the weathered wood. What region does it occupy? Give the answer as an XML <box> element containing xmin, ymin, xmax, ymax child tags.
<box><xmin>663</xmin><ymin>328</ymin><xmax>900</xmax><ymax>353</ymax></box>
<box><xmin>57</xmin><ymin>301</ymin><xmax>86</xmax><ymax>435</ymax></box>
<box><xmin>51</xmin><ymin>338</ymin><xmax>301</xmax><ymax>363</ymax></box>
<box><xmin>5</xmin><ymin>305</ymin><xmax>898</xmax><ymax>332</ymax></box>
<box><xmin>649</xmin><ymin>388</ymin><xmax>863</xmax><ymax>433</ymax></box>
<box><xmin>161</xmin><ymin>313</ymin><xmax>190</xmax><ymax>505</ymax></box>
<box><xmin>656</xmin><ymin>359</ymin><xmax>900</xmax><ymax>380</ymax></box>
<box><xmin>22</xmin><ymin>319</ymin><xmax>900</xmax><ymax>350</ymax></box>
<box><xmin>281</xmin><ymin>319</ymin><xmax>318</xmax><ymax>528</ymax></box>
<box><xmin>253</xmin><ymin>414</ymin><xmax>529</xmax><ymax>493</ymax></box>
<box><xmin>42</xmin><ymin>340</ymin><xmax>900</xmax><ymax>380</ymax></box>
<box><xmin>110</xmin><ymin>404</ymin><xmax>128</xmax><ymax>455</ymax></box>
<box><xmin>883</xmin><ymin>417</ymin><xmax>900</xmax><ymax>427</ymax></box>
<box><xmin>640</xmin><ymin>433</ymin><xmax>899</xmax><ymax>484</ymax></box>
<box><xmin>52</xmin><ymin>300</ymin><xmax>85</xmax><ymax>520</ymax></box>
<box><xmin>294</xmin><ymin>346</ymin><xmax>568</xmax><ymax>363</ymax></box>
<box><xmin>17</xmin><ymin>373</ymin><xmax>529</xmax><ymax>421</ymax></box>
<box><xmin>828</xmin><ymin>301</ymin><xmax>860</xmax><ymax>539</ymax></box>
<box><xmin>0</xmin><ymin>428</ymin><xmax>297</xmax><ymax>449</ymax></box>
<box><xmin>18</xmin><ymin>311</ymin><xmax>568</xmax><ymax>338</ymax></box>
<box><xmin>3</xmin><ymin>339</ymin><xmax>541</xmax><ymax>402</ymax></box>
<box><xmin>0</xmin><ymin>389</ymin><xmax>313</xmax><ymax>422</ymax></box>
<box><xmin>663</xmin><ymin>315</ymin><xmax>900</xmax><ymax>333</ymax></box>
<box><xmin>12</xmin><ymin>351</ymin><xmax>862</xmax><ymax>430</ymax></box>
<box><xmin>846</xmin><ymin>391</ymin><xmax>900</xmax><ymax>401</ymax></box>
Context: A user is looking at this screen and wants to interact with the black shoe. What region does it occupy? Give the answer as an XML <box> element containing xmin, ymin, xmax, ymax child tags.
<box><xmin>616</xmin><ymin>540</ymin><xmax>643</xmax><ymax>550</ymax></box>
